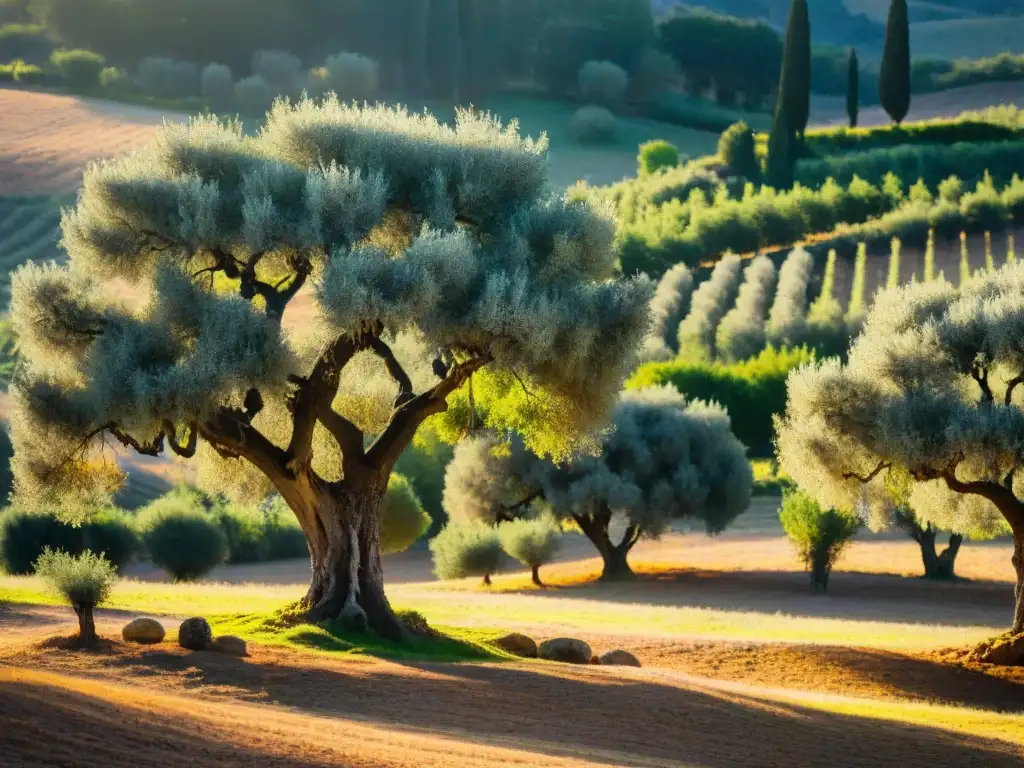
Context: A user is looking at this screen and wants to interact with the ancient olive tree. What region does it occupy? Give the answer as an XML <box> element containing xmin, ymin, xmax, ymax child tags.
<box><xmin>10</xmin><ymin>99</ymin><xmax>651</xmax><ymax>637</ymax></box>
<box><xmin>443</xmin><ymin>385</ymin><xmax>752</xmax><ymax>579</ymax></box>
<box><xmin>776</xmin><ymin>265</ymin><xmax>1024</xmax><ymax>633</ymax></box>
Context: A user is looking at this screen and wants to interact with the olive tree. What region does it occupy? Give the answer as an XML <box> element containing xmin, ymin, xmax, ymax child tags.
<box><xmin>776</xmin><ymin>264</ymin><xmax>1024</xmax><ymax>633</ymax></box>
<box><xmin>9</xmin><ymin>99</ymin><xmax>651</xmax><ymax>638</ymax></box>
<box><xmin>443</xmin><ymin>385</ymin><xmax>752</xmax><ymax>579</ymax></box>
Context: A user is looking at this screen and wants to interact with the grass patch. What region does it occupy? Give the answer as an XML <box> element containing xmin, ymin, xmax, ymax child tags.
<box><xmin>207</xmin><ymin>610</ymin><xmax>511</xmax><ymax>662</ymax></box>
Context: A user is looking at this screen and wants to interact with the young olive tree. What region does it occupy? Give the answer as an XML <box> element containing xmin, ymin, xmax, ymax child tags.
<box><xmin>765</xmin><ymin>247</ymin><xmax>813</xmax><ymax>349</ymax></box>
<box><xmin>640</xmin><ymin>263</ymin><xmax>693</xmax><ymax>362</ymax></box>
<box><xmin>716</xmin><ymin>255</ymin><xmax>778</xmax><ymax>364</ymax></box>
<box><xmin>677</xmin><ymin>254</ymin><xmax>742</xmax><ymax>362</ymax></box>
<box><xmin>776</xmin><ymin>263</ymin><xmax>1024</xmax><ymax>633</ymax></box>
<box><xmin>444</xmin><ymin>385</ymin><xmax>752</xmax><ymax>580</ymax></box>
<box><xmin>9</xmin><ymin>100</ymin><xmax>651</xmax><ymax>638</ymax></box>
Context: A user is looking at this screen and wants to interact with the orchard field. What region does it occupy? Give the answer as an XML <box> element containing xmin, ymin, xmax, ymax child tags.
<box><xmin>4</xmin><ymin>0</ymin><xmax>1024</xmax><ymax>766</ymax></box>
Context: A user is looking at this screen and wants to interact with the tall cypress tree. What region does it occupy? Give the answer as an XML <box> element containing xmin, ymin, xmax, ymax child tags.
<box><xmin>879</xmin><ymin>0</ymin><xmax>911</xmax><ymax>125</ymax></box>
<box><xmin>767</xmin><ymin>0</ymin><xmax>807</xmax><ymax>187</ymax></box>
<box><xmin>765</xmin><ymin>102</ymin><xmax>795</xmax><ymax>190</ymax></box>
<box><xmin>847</xmin><ymin>48</ymin><xmax>859</xmax><ymax>128</ymax></box>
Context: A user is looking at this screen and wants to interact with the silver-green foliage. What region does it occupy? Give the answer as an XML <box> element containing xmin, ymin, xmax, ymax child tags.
<box><xmin>429</xmin><ymin>519</ymin><xmax>502</xmax><ymax>580</ymax></box>
<box><xmin>641</xmin><ymin>263</ymin><xmax>693</xmax><ymax>362</ymax></box>
<box><xmin>578</xmin><ymin>60</ymin><xmax>629</xmax><ymax>107</ymax></box>
<box><xmin>323</xmin><ymin>52</ymin><xmax>379</xmax><ymax>102</ymax></box>
<box><xmin>251</xmin><ymin>49</ymin><xmax>301</xmax><ymax>94</ymax></box>
<box><xmin>136</xmin><ymin>494</ymin><xmax>229</xmax><ymax>581</ymax></box>
<box><xmin>778</xmin><ymin>489</ymin><xmax>861</xmax><ymax>590</ymax></box>
<box><xmin>380</xmin><ymin>473</ymin><xmax>431</xmax><ymax>555</ymax></box>
<box><xmin>233</xmin><ymin>75</ymin><xmax>276</xmax><ymax>115</ymax></box>
<box><xmin>444</xmin><ymin>386</ymin><xmax>752</xmax><ymax>545</ymax></box>
<box><xmin>34</xmin><ymin>547</ymin><xmax>117</xmax><ymax>609</ymax></box>
<box><xmin>765</xmin><ymin>247</ymin><xmax>813</xmax><ymax>349</ymax></box>
<box><xmin>677</xmin><ymin>253</ymin><xmax>742</xmax><ymax>361</ymax></box>
<box><xmin>805</xmin><ymin>249</ymin><xmax>846</xmax><ymax>356</ymax></box>
<box><xmin>569</xmin><ymin>105</ymin><xmax>618</xmax><ymax>144</ymax></box>
<box><xmin>715</xmin><ymin>256</ymin><xmax>777</xmax><ymax>364</ymax></box>
<box><xmin>776</xmin><ymin>263</ymin><xmax>1024</xmax><ymax>541</ymax></box>
<box><xmin>498</xmin><ymin>514</ymin><xmax>562</xmax><ymax>570</ymax></box>
<box><xmin>11</xmin><ymin>99</ymin><xmax>650</xmax><ymax>515</ymax></box>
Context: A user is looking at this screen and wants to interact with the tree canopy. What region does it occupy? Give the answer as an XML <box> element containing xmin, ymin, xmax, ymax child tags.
<box><xmin>443</xmin><ymin>385</ymin><xmax>752</xmax><ymax>578</ymax></box>
<box><xmin>9</xmin><ymin>98</ymin><xmax>651</xmax><ymax>632</ymax></box>
<box><xmin>775</xmin><ymin>264</ymin><xmax>1024</xmax><ymax>630</ymax></box>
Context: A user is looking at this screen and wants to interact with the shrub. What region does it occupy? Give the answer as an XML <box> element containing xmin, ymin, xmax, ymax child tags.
<box><xmin>12</xmin><ymin>60</ymin><xmax>46</xmax><ymax>84</ymax></box>
<box><xmin>429</xmin><ymin>520</ymin><xmax>502</xmax><ymax>585</ymax></box>
<box><xmin>0</xmin><ymin>507</ymin><xmax>137</xmax><ymax>574</ymax></box>
<box><xmin>630</xmin><ymin>47</ymin><xmax>679</xmax><ymax>103</ymax></box>
<box><xmin>715</xmin><ymin>255</ymin><xmax>777</xmax><ymax>364</ymax></box>
<box><xmin>0</xmin><ymin>23</ymin><xmax>50</xmax><ymax>62</ymax></box>
<box><xmin>569</xmin><ymin>105</ymin><xmax>617</xmax><ymax>144</ymax></box>
<box><xmin>34</xmin><ymin>549</ymin><xmax>116</xmax><ymax>646</ymax></box>
<box><xmin>645</xmin><ymin>92</ymin><xmax>755</xmax><ymax>133</ymax></box>
<box><xmin>260</xmin><ymin>496</ymin><xmax>308</xmax><ymax>560</ymax></box>
<box><xmin>380</xmin><ymin>473</ymin><xmax>431</xmax><ymax>555</ymax></box>
<box><xmin>578</xmin><ymin>59</ymin><xmax>628</xmax><ymax>107</ymax></box>
<box><xmin>136</xmin><ymin>56</ymin><xmax>198</xmax><ymax>98</ymax></box>
<box><xmin>718</xmin><ymin>121</ymin><xmax>759</xmax><ymax>179</ymax></box>
<box><xmin>98</xmin><ymin>66</ymin><xmax>127</xmax><ymax>90</ymax></box>
<box><xmin>200</xmin><ymin>62</ymin><xmax>234</xmax><ymax>108</ymax></box>
<box><xmin>232</xmin><ymin>75</ymin><xmax>275</xmax><ymax>116</ymax></box>
<box><xmin>765</xmin><ymin>247</ymin><xmax>813</xmax><ymax>349</ymax></box>
<box><xmin>211</xmin><ymin>503</ymin><xmax>267</xmax><ymax>564</ymax></box>
<box><xmin>322</xmin><ymin>52</ymin><xmax>379</xmax><ymax>102</ymax></box>
<box><xmin>50</xmin><ymin>49</ymin><xmax>104</xmax><ymax>89</ymax></box>
<box><xmin>638</xmin><ymin>140</ymin><xmax>681</xmax><ymax>176</ymax></box>
<box><xmin>779</xmin><ymin>488</ymin><xmax>861</xmax><ymax>591</ymax></box>
<box><xmin>394</xmin><ymin>424</ymin><xmax>455</xmax><ymax>534</ymax></box>
<box><xmin>137</xmin><ymin>496</ymin><xmax>228</xmax><ymax>581</ymax></box>
<box><xmin>498</xmin><ymin>515</ymin><xmax>562</xmax><ymax>586</ymax></box>
<box><xmin>251</xmin><ymin>49</ymin><xmax>301</xmax><ymax>95</ymax></box>
<box><xmin>677</xmin><ymin>253</ymin><xmax>743</xmax><ymax>361</ymax></box>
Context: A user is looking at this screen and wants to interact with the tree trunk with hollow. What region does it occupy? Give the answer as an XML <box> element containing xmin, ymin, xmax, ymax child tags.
<box><xmin>573</xmin><ymin>507</ymin><xmax>640</xmax><ymax>581</ymax></box>
<box><xmin>73</xmin><ymin>603</ymin><xmax>97</xmax><ymax>648</ymax></box>
<box><xmin>920</xmin><ymin>531</ymin><xmax>963</xmax><ymax>580</ymax></box>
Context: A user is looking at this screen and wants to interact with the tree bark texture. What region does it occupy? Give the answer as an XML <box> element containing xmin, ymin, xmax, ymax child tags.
<box><xmin>573</xmin><ymin>507</ymin><xmax>640</xmax><ymax>581</ymax></box>
<box><xmin>1013</xmin><ymin>533</ymin><xmax>1024</xmax><ymax>635</ymax></box>
<box><xmin>73</xmin><ymin>603</ymin><xmax>97</xmax><ymax>648</ymax></box>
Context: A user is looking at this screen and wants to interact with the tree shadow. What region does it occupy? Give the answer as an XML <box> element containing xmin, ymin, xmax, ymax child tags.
<box><xmin>503</xmin><ymin>567</ymin><xmax>1014</xmax><ymax>629</ymax></box>
<box><xmin>0</xmin><ymin>675</ymin><xmax>331</xmax><ymax>768</ymax></box>
<box><xmin>103</xmin><ymin>648</ymin><xmax>1024</xmax><ymax>768</ymax></box>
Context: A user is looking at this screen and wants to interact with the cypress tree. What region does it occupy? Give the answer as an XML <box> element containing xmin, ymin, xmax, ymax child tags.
<box><xmin>789</xmin><ymin>0</ymin><xmax>811</xmax><ymax>140</ymax></box>
<box><xmin>767</xmin><ymin>0</ymin><xmax>808</xmax><ymax>188</ymax></box>
<box><xmin>879</xmin><ymin>0</ymin><xmax>911</xmax><ymax>125</ymax></box>
<box><xmin>847</xmin><ymin>48</ymin><xmax>859</xmax><ymax>129</ymax></box>
<box><xmin>765</xmin><ymin>104</ymin><xmax>795</xmax><ymax>190</ymax></box>
<box><xmin>886</xmin><ymin>238</ymin><xmax>901</xmax><ymax>290</ymax></box>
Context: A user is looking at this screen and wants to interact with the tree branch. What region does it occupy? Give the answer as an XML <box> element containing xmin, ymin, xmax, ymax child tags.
<box><xmin>365</xmin><ymin>353</ymin><xmax>492</xmax><ymax>469</ymax></box>
<box><xmin>972</xmin><ymin>364</ymin><xmax>994</xmax><ymax>404</ymax></box>
<box><xmin>511</xmin><ymin>369</ymin><xmax>537</xmax><ymax>399</ymax></box>
<box><xmin>367</xmin><ymin>335</ymin><xmax>414</xmax><ymax>407</ymax></box>
<box><xmin>202</xmin><ymin>407</ymin><xmax>291</xmax><ymax>484</ymax></box>
<box><xmin>1007</xmin><ymin>373</ymin><xmax>1024</xmax><ymax>406</ymax></box>
<box><xmin>316</xmin><ymin>404</ymin><xmax>365</xmax><ymax>466</ymax></box>
<box><xmin>496</xmin><ymin>490</ymin><xmax>543</xmax><ymax>523</ymax></box>
<box><xmin>287</xmin><ymin>335</ymin><xmax>360</xmax><ymax>467</ymax></box>
<box><xmin>109</xmin><ymin>425</ymin><xmax>164</xmax><ymax>457</ymax></box>
<box><xmin>843</xmin><ymin>461</ymin><xmax>891</xmax><ymax>484</ymax></box>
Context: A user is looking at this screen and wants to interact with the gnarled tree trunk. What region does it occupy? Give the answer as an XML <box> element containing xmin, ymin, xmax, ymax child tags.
<box><xmin>1013</xmin><ymin>532</ymin><xmax>1024</xmax><ymax>635</ymax></box>
<box><xmin>531</xmin><ymin>564</ymin><xmax>543</xmax><ymax>587</ymax></box>
<box><xmin>573</xmin><ymin>507</ymin><xmax>641</xmax><ymax>581</ymax></box>
<box><xmin>73</xmin><ymin>602</ymin><xmax>97</xmax><ymax>648</ymax></box>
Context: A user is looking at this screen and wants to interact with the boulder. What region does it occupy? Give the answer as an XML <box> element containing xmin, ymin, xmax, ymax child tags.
<box><xmin>211</xmin><ymin>635</ymin><xmax>248</xmax><ymax>657</ymax></box>
<box><xmin>178</xmin><ymin>617</ymin><xmax>213</xmax><ymax>651</ymax></box>
<box><xmin>538</xmin><ymin>637</ymin><xmax>592</xmax><ymax>665</ymax></box>
<box><xmin>121</xmin><ymin>618</ymin><xmax>165</xmax><ymax>645</ymax></box>
<box><xmin>590</xmin><ymin>655</ymin><xmax>601</xmax><ymax>665</ymax></box>
<box><xmin>600</xmin><ymin>649</ymin><xmax>641</xmax><ymax>667</ymax></box>
<box><xmin>495</xmin><ymin>632</ymin><xmax>537</xmax><ymax>658</ymax></box>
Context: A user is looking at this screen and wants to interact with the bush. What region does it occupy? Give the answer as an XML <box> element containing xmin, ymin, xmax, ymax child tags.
<box><xmin>0</xmin><ymin>507</ymin><xmax>137</xmax><ymax>574</ymax></box>
<box><xmin>322</xmin><ymin>52</ymin><xmax>379</xmax><ymax>102</ymax></box>
<box><xmin>638</xmin><ymin>140</ymin><xmax>681</xmax><ymax>176</ymax></box>
<box><xmin>137</xmin><ymin>496</ymin><xmax>228</xmax><ymax>581</ymax></box>
<box><xmin>200</xmin><ymin>62</ymin><xmax>233</xmax><ymax>108</ymax></box>
<box><xmin>0</xmin><ymin>23</ymin><xmax>50</xmax><ymax>63</ymax></box>
<box><xmin>394</xmin><ymin>425</ymin><xmax>455</xmax><ymax>534</ymax></box>
<box><xmin>578</xmin><ymin>59</ymin><xmax>628</xmax><ymax>107</ymax></box>
<box><xmin>98</xmin><ymin>66</ymin><xmax>127</xmax><ymax>90</ymax></box>
<box><xmin>630</xmin><ymin>47</ymin><xmax>679</xmax><ymax>103</ymax></box>
<box><xmin>718</xmin><ymin>121</ymin><xmax>759</xmax><ymax>179</ymax></box>
<box><xmin>251</xmin><ymin>49</ymin><xmax>301</xmax><ymax>95</ymax></box>
<box><xmin>136</xmin><ymin>57</ymin><xmax>198</xmax><ymax>98</ymax></box>
<box><xmin>12</xmin><ymin>60</ymin><xmax>46</xmax><ymax>84</ymax></box>
<box><xmin>380</xmin><ymin>473</ymin><xmax>431</xmax><ymax>555</ymax></box>
<box><xmin>34</xmin><ymin>548</ymin><xmax>116</xmax><ymax>645</ymax></box>
<box><xmin>211</xmin><ymin>503</ymin><xmax>267</xmax><ymax>564</ymax></box>
<box><xmin>627</xmin><ymin>346</ymin><xmax>813</xmax><ymax>457</ymax></box>
<box><xmin>569</xmin><ymin>105</ymin><xmax>617</xmax><ymax>144</ymax></box>
<box><xmin>498</xmin><ymin>515</ymin><xmax>562</xmax><ymax>586</ymax></box>
<box><xmin>645</xmin><ymin>92</ymin><xmax>757</xmax><ymax>133</ymax></box>
<box><xmin>779</xmin><ymin>489</ymin><xmax>861</xmax><ymax>591</ymax></box>
<box><xmin>232</xmin><ymin>75</ymin><xmax>275</xmax><ymax>116</ymax></box>
<box><xmin>429</xmin><ymin>520</ymin><xmax>503</xmax><ymax>585</ymax></box>
<box><xmin>50</xmin><ymin>49</ymin><xmax>104</xmax><ymax>89</ymax></box>
<box><xmin>260</xmin><ymin>496</ymin><xmax>309</xmax><ymax>560</ymax></box>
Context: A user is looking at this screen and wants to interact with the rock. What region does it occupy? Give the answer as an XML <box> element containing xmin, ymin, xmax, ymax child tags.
<box><xmin>590</xmin><ymin>655</ymin><xmax>601</xmax><ymax>665</ymax></box>
<box><xmin>495</xmin><ymin>632</ymin><xmax>537</xmax><ymax>658</ymax></box>
<box><xmin>211</xmin><ymin>635</ymin><xmax>248</xmax><ymax>657</ymax></box>
<box><xmin>600</xmin><ymin>649</ymin><xmax>641</xmax><ymax>667</ymax></box>
<box><xmin>538</xmin><ymin>637</ymin><xmax>592</xmax><ymax>665</ymax></box>
<box><xmin>973</xmin><ymin>634</ymin><xmax>1024</xmax><ymax>665</ymax></box>
<box><xmin>178</xmin><ymin>617</ymin><xmax>213</xmax><ymax>651</ymax></box>
<box><xmin>121</xmin><ymin>618</ymin><xmax>165</xmax><ymax>644</ymax></box>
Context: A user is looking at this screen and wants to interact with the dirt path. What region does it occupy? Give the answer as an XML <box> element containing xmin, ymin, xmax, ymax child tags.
<box><xmin>2</xmin><ymin>627</ymin><xmax>1022</xmax><ymax>768</ymax></box>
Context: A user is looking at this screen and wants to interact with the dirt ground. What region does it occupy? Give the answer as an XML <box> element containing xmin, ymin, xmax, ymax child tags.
<box><xmin>1</xmin><ymin>603</ymin><xmax>1022</xmax><ymax>768</ymax></box>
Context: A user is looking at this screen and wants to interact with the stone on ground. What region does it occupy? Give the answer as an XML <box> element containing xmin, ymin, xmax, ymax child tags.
<box><xmin>178</xmin><ymin>617</ymin><xmax>213</xmax><ymax>651</ymax></box>
<box><xmin>495</xmin><ymin>632</ymin><xmax>538</xmax><ymax>658</ymax></box>
<box><xmin>211</xmin><ymin>635</ymin><xmax>248</xmax><ymax>657</ymax></box>
<box><xmin>121</xmin><ymin>617</ymin><xmax>165</xmax><ymax>644</ymax></box>
<box><xmin>600</xmin><ymin>649</ymin><xmax>641</xmax><ymax>667</ymax></box>
<box><xmin>538</xmin><ymin>637</ymin><xmax>592</xmax><ymax>664</ymax></box>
